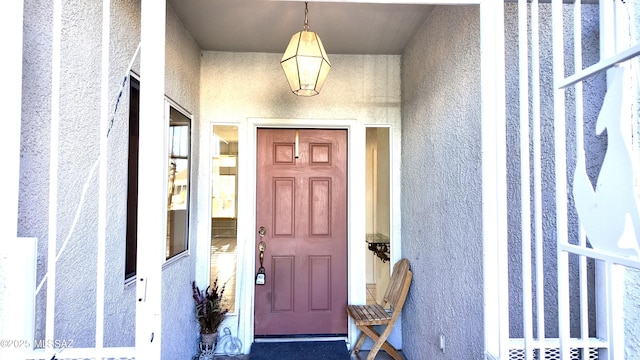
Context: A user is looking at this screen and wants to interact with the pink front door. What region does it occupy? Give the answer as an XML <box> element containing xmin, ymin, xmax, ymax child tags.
<box><xmin>254</xmin><ymin>128</ymin><xmax>348</xmax><ymax>336</ymax></box>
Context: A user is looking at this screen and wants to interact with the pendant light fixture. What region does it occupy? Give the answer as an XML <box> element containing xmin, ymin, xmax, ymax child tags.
<box><xmin>280</xmin><ymin>2</ymin><xmax>331</xmax><ymax>96</ymax></box>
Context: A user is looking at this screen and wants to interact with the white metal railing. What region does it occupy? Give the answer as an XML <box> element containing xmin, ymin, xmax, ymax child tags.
<box><xmin>509</xmin><ymin>337</ymin><xmax>605</xmax><ymax>359</ymax></box>
<box><xmin>7</xmin><ymin>1</ymin><xmax>166</xmax><ymax>359</ymax></box>
<box><xmin>513</xmin><ymin>0</ymin><xmax>640</xmax><ymax>359</ymax></box>
<box><xmin>481</xmin><ymin>0</ymin><xmax>508</xmax><ymax>357</ymax></box>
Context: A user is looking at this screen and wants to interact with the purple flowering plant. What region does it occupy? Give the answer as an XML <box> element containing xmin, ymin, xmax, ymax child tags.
<box><xmin>191</xmin><ymin>278</ymin><xmax>229</xmax><ymax>334</ymax></box>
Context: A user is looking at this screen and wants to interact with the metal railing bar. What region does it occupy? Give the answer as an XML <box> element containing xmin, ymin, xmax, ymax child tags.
<box><xmin>551</xmin><ymin>0</ymin><xmax>571</xmax><ymax>359</ymax></box>
<box><xmin>571</xmin><ymin>3</ymin><xmax>591</xmax><ymax>360</ymax></box>
<box><xmin>557</xmin><ymin>43</ymin><xmax>640</xmax><ymax>89</ymax></box>
<box><xmin>518</xmin><ymin>0</ymin><xmax>533</xmax><ymax>358</ymax></box>
<box><xmin>508</xmin><ymin>336</ymin><xmax>609</xmax><ymax>348</ymax></box>
<box><xmin>559</xmin><ymin>243</ymin><xmax>640</xmax><ymax>269</ymax></box>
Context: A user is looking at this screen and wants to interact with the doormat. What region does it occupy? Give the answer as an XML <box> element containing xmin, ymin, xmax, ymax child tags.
<box><xmin>248</xmin><ymin>340</ymin><xmax>350</xmax><ymax>360</ymax></box>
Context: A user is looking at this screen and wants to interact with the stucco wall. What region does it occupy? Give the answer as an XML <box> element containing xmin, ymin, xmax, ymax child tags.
<box><xmin>199</xmin><ymin>52</ymin><xmax>401</xmax><ymax>124</ymax></box>
<box><xmin>21</xmin><ymin>0</ymin><xmax>105</xmax><ymax>347</ymax></box>
<box><xmin>401</xmin><ymin>5</ymin><xmax>484</xmax><ymax>359</ymax></box>
<box><xmin>21</xmin><ymin>0</ymin><xmax>56</xmax><ymax>346</ymax></box>
<box><xmin>401</xmin><ymin>3</ymin><xmax>636</xmax><ymax>359</ymax></box>
<box><xmin>626</xmin><ymin>269</ymin><xmax>640</xmax><ymax>357</ymax></box>
<box><xmin>162</xmin><ymin>3</ymin><xmax>202</xmax><ymax>359</ymax></box>
<box><xmin>19</xmin><ymin>1</ymin><xmax>201</xmax><ymax>357</ymax></box>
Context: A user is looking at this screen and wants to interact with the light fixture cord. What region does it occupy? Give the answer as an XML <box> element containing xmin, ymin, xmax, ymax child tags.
<box><xmin>304</xmin><ymin>2</ymin><xmax>309</xmax><ymax>31</ymax></box>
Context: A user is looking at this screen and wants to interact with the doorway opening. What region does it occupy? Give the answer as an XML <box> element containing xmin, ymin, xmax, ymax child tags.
<box><xmin>365</xmin><ymin>127</ymin><xmax>391</xmax><ymax>305</ymax></box>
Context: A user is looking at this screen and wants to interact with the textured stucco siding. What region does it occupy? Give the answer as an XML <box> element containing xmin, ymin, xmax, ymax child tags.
<box><xmin>21</xmin><ymin>0</ymin><xmax>105</xmax><ymax>347</ymax></box>
<box><xmin>102</xmin><ymin>0</ymin><xmax>141</xmax><ymax>348</ymax></box>
<box><xmin>626</xmin><ymin>268</ymin><xmax>640</xmax><ymax>358</ymax></box>
<box><xmin>21</xmin><ymin>0</ymin><xmax>56</xmax><ymax>346</ymax></box>
<box><xmin>15</xmin><ymin>1</ymin><xmax>640</xmax><ymax>358</ymax></box>
<box><xmin>199</xmin><ymin>52</ymin><xmax>401</xmax><ymax>124</ymax></box>
<box><xmin>400</xmin><ymin>4</ymin><xmax>627</xmax><ymax>359</ymax></box>
<box><xmin>162</xmin><ymin>3</ymin><xmax>202</xmax><ymax>360</ymax></box>
<box><xmin>19</xmin><ymin>1</ymin><xmax>201</xmax><ymax>357</ymax></box>
<box><xmin>401</xmin><ymin>5</ymin><xmax>484</xmax><ymax>359</ymax></box>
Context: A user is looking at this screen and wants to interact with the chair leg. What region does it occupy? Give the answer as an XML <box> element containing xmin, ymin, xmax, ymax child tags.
<box><xmin>379</xmin><ymin>342</ymin><xmax>403</xmax><ymax>360</ymax></box>
<box><xmin>352</xmin><ymin>329</ymin><xmax>367</xmax><ymax>355</ymax></box>
<box><xmin>361</xmin><ymin>325</ymin><xmax>403</xmax><ymax>360</ymax></box>
<box><xmin>359</xmin><ymin>326</ymin><xmax>383</xmax><ymax>360</ymax></box>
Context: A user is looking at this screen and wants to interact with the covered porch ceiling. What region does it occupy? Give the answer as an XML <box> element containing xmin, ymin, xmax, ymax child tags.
<box><xmin>167</xmin><ymin>0</ymin><xmax>435</xmax><ymax>55</ymax></box>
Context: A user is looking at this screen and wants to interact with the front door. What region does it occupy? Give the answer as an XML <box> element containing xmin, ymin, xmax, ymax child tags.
<box><xmin>254</xmin><ymin>128</ymin><xmax>348</xmax><ymax>336</ymax></box>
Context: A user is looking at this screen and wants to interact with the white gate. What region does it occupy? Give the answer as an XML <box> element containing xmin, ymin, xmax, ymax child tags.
<box><xmin>509</xmin><ymin>0</ymin><xmax>640</xmax><ymax>359</ymax></box>
<box><xmin>1</xmin><ymin>1</ymin><xmax>165</xmax><ymax>359</ymax></box>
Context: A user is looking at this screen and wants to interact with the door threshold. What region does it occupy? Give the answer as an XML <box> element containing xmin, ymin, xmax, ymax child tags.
<box><xmin>254</xmin><ymin>335</ymin><xmax>347</xmax><ymax>343</ymax></box>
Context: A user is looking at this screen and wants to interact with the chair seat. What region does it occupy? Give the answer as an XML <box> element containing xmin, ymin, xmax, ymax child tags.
<box><xmin>347</xmin><ymin>304</ymin><xmax>391</xmax><ymax>326</ymax></box>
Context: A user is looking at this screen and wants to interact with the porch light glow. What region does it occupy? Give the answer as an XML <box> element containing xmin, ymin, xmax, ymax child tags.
<box><xmin>280</xmin><ymin>2</ymin><xmax>331</xmax><ymax>96</ymax></box>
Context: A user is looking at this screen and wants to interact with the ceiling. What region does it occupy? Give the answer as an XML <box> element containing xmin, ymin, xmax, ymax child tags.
<box><xmin>167</xmin><ymin>0</ymin><xmax>435</xmax><ymax>55</ymax></box>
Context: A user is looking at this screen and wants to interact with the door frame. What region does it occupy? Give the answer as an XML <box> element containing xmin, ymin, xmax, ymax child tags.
<box><xmin>235</xmin><ymin>117</ymin><xmax>389</xmax><ymax>351</ymax></box>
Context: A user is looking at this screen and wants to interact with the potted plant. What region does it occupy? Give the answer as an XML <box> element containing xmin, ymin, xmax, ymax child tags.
<box><xmin>192</xmin><ymin>278</ymin><xmax>229</xmax><ymax>350</ymax></box>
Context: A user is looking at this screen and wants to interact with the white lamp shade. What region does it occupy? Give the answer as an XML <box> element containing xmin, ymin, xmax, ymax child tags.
<box><xmin>281</xmin><ymin>31</ymin><xmax>331</xmax><ymax>96</ymax></box>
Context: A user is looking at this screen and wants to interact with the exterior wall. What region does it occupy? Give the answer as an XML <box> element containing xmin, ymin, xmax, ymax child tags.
<box><xmin>199</xmin><ymin>52</ymin><xmax>401</xmax><ymax>123</ymax></box>
<box><xmin>21</xmin><ymin>0</ymin><xmax>108</xmax><ymax>347</ymax></box>
<box><xmin>198</xmin><ymin>51</ymin><xmax>403</xmax><ymax>349</ymax></box>
<box><xmin>626</xmin><ymin>268</ymin><xmax>640</xmax><ymax>358</ymax></box>
<box><xmin>400</xmin><ymin>5</ymin><xmax>483</xmax><ymax>359</ymax></box>
<box><xmin>19</xmin><ymin>0</ymin><xmax>201</xmax><ymax>358</ymax></box>
<box><xmin>162</xmin><ymin>3</ymin><xmax>202</xmax><ymax>359</ymax></box>
<box><xmin>401</xmin><ymin>3</ymin><xmax>635</xmax><ymax>359</ymax></box>
<box><xmin>21</xmin><ymin>0</ymin><xmax>56</xmax><ymax>345</ymax></box>
<box><xmin>15</xmin><ymin>1</ymin><xmax>639</xmax><ymax>358</ymax></box>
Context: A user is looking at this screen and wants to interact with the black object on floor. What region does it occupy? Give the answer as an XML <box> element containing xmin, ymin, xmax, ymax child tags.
<box><xmin>249</xmin><ymin>340</ymin><xmax>350</xmax><ymax>360</ymax></box>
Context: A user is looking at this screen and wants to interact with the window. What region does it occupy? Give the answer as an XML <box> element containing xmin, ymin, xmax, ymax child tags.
<box><xmin>210</xmin><ymin>124</ymin><xmax>238</xmax><ymax>312</ymax></box>
<box><xmin>125</xmin><ymin>75</ymin><xmax>140</xmax><ymax>280</ymax></box>
<box><xmin>125</xmin><ymin>81</ymin><xmax>192</xmax><ymax>280</ymax></box>
<box><xmin>166</xmin><ymin>103</ymin><xmax>191</xmax><ymax>260</ymax></box>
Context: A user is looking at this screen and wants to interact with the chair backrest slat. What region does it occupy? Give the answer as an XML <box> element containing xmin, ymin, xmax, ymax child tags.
<box><xmin>383</xmin><ymin>258</ymin><xmax>411</xmax><ymax>308</ymax></box>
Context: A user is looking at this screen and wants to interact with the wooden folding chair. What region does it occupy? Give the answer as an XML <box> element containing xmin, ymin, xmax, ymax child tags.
<box><xmin>347</xmin><ymin>258</ymin><xmax>412</xmax><ymax>360</ymax></box>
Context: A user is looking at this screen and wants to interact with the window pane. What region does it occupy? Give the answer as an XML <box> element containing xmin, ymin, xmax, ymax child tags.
<box><xmin>166</xmin><ymin>106</ymin><xmax>191</xmax><ymax>259</ymax></box>
<box><xmin>365</xmin><ymin>127</ymin><xmax>391</xmax><ymax>305</ymax></box>
<box><xmin>125</xmin><ymin>75</ymin><xmax>140</xmax><ymax>280</ymax></box>
<box><xmin>210</xmin><ymin>125</ymin><xmax>238</xmax><ymax>312</ymax></box>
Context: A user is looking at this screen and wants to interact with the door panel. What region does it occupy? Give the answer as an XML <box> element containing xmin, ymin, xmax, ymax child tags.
<box><xmin>274</xmin><ymin>178</ymin><xmax>295</xmax><ymax>236</ymax></box>
<box><xmin>255</xmin><ymin>128</ymin><xmax>348</xmax><ymax>336</ymax></box>
<box><xmin>272</xmin><ymin>256</ymin><xmax>294</xmax><ymax>312</ymax></box>
<box><xmin>309</xmin><ymin>256</ymin><xmax>331</xmax><ymax>311</ymax></box>
<box><xmin>310</xmin><ymin>178</ymin><xmax>330</xmax><ymax>235</ymax></box>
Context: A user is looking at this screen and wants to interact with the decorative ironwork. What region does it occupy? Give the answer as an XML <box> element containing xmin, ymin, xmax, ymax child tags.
<box><xmin>366</xmin><ymin>233</ymin><xmax>390</xmax><ymax>262</ymax></box>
